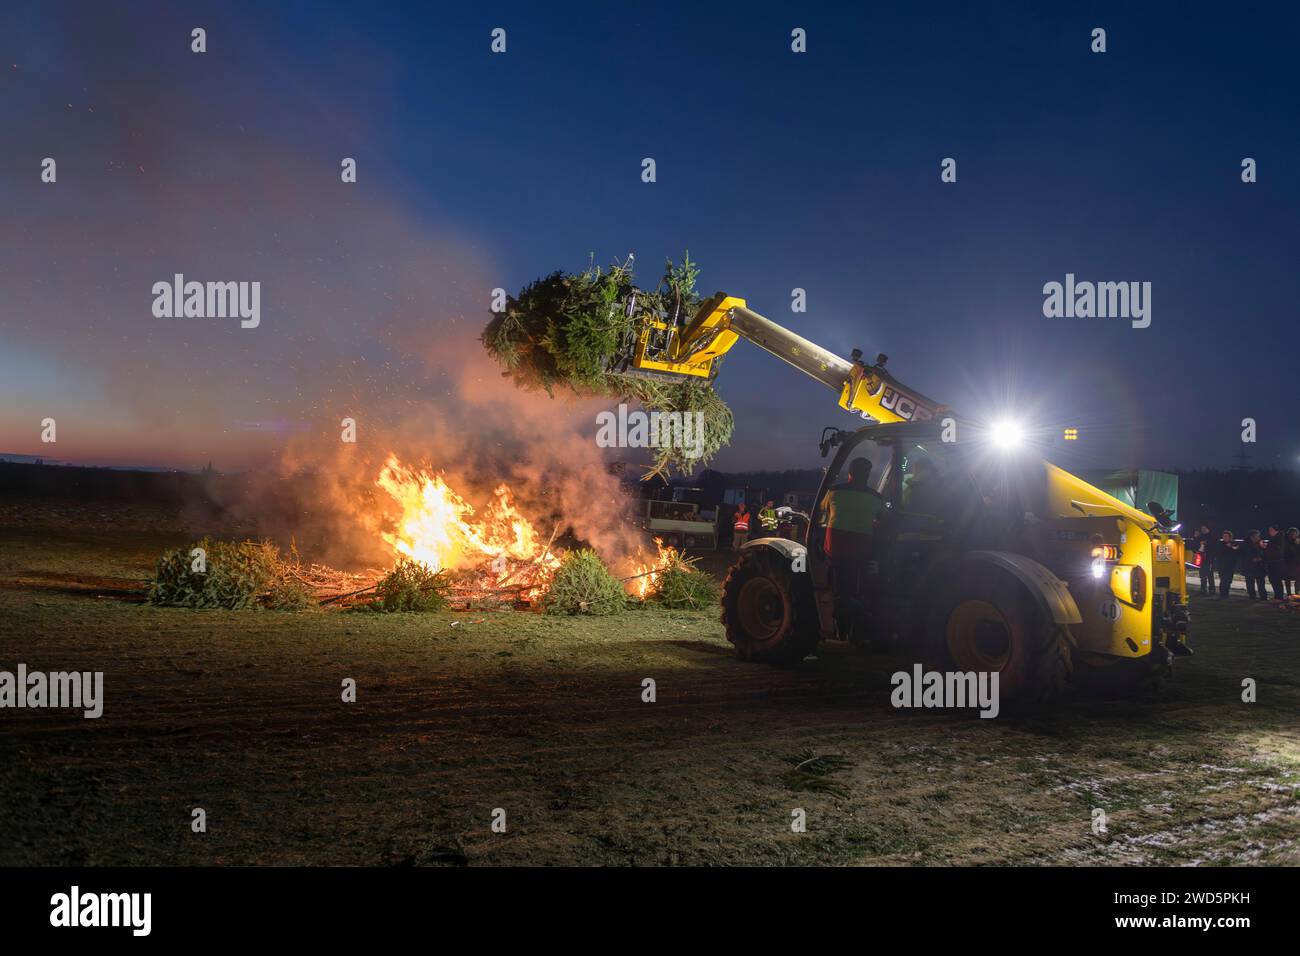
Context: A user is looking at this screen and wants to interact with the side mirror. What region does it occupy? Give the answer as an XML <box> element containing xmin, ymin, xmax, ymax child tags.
<box><xmin>1146</xmin><ymin>500</ymin><xmax>1176</xmax><ymax>529</ymax></box>
<box><xmin>819</xmin><ymin>426</ymin><xmax>844</xmax><ymax>459</ymax></box>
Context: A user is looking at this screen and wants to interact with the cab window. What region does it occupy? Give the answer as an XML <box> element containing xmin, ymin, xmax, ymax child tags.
<box><xmin>899</xmin><ymin>442</ymin><xmax>956</xmax><ymax>515</ymax></box>
<box><xmin>816</xmin><ymin>437</ymin><xmax>893</xmax><ymax>530</ymax></box>
<box><xmin>840</xmin><ymin>437</ymin><xmax>893</xmax><ymax>498</ymax></box>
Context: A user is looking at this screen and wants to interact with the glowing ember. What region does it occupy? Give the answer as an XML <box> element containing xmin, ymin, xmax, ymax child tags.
<box><xmin>374</xmin><ymin>455</ymin><xmax>560</xmax><ymax>602</ymax></box>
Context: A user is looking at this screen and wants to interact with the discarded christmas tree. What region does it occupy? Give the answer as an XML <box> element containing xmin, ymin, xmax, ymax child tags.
<box><xmin>648</xmin><ymin>551</ymin><xmax>720</xmax><ymax>610</ymax></box>
<box><xmin>540</xmin><ymin>549</ymin><xmax>627</xmax><ymax>616</ymax></box>
<box><xmin>483</xmin><ymin>255</ymin><xmax>733</xmax><ymax>476</ymax></box>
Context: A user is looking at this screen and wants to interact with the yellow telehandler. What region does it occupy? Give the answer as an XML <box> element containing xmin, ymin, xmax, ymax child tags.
<box><xmin>622</xmin><ymin>293</ymin><xmax>1191</xmax><ymax>704</ymax></box>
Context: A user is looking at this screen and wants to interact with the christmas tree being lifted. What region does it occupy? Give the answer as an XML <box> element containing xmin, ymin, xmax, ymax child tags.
<box><xmin>482</xmin><ymin>254</ymin><xmax>734</xmax><ymax>476</ymax></box>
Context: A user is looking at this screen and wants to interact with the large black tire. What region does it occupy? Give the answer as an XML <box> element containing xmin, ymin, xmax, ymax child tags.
<box><xmin>1073</xmin><ymin>646</ymin><xmax>1172</xmax><ymax>699</ymax></box>
<box><xmin>721</xmin><ymin>547</ymin><xmax>819</xmax><ymax>666</ymax></box>
<box><xmin>923</xmin><ymin>565</ymin><xmax>1074</xmax><ymax>708</ymax></box>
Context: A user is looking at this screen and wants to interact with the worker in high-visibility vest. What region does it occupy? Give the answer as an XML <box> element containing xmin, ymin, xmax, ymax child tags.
<box><xmin>821</xmin><ymin>457</ymin><xmax>885</xmax><ymax>559</ymax></box>
<box><xmin>820</xmin><ymin>457</ymin><xmax>886</xmax><ymax>628</ymax></box>
<box><xmin>759</xmin><ymin>500</ymin><xmax>778</xmax><ymax>534</ymax></box>
<box><xmin>732</xmin><ymin>503</ymin><xmax>751</xmax><ymax>551</ymax></box>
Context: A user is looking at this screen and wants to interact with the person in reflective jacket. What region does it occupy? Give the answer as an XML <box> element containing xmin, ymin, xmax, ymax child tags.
<box><xmin>732</xmin><ymin>503</ymin><xmax>751</xmax><ymax>551</ymax></box>
<box><xmin>820</xmin><ymin>457</ymin><xmax>886</xmax><ymax>633</ymax></box>
<box><xmin>822</xmin><ymin>457</ymin><xmax>885</xmax><ymax>559</ymax></box>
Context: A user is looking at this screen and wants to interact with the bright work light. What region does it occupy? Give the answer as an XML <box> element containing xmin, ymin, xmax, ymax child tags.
<box><xmin>990</xmin><ymin>419</ymin><xmax>1024</xmax><ymax>450</ymax></box>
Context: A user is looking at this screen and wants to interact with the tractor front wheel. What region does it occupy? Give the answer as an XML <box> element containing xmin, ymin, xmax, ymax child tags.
<box><xmin>924</xmin><ymin>566</ymin><xmax>1073</xmax><ymax>707</ymax></box>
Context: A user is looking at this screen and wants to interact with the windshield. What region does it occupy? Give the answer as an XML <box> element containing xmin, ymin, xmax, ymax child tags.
<box><xmin>899</xmin><ymin>441</ymin><xmax>955</xmax><ymax>510</ymax></box>
<box><xmin>836</xmin><ymin>436</ymin><xmax>893</xmax><ymax>498</ymax></box>
<box><xmin>898</xmin><ymin>440</ymin><xmax>998</xmax><ymax>524</ymax></box>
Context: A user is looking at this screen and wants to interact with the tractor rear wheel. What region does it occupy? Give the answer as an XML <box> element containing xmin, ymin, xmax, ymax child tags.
<box><xmin>924</xmin><ymin>566</ymin><xmax>1073</xmax><ymax>707</ymax></box>
<box><xmin>721</xmin><ymin>548</ymin><xmax>819</xmax><ymax>666</ymax></box>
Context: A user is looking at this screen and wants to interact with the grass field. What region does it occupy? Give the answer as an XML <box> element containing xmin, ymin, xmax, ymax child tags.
<box><xmin>1</xmin><ymin>517</ymin><xmax>1298</xmax><ymax>866</ymax></box>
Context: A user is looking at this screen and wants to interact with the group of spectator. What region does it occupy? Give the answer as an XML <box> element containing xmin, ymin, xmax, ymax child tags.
<box><xmin>730</xmin><ymin>500</ymin><xmax>781</xmax><ymax>550</ymax></box>
<box><xmin>1191</xmin><ymin>525</ymin><xmax>1300</xmax><ymax>601</ymax></box>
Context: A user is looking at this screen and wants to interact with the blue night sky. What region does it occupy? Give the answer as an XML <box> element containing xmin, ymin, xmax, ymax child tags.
<box><xmin>2</xmin><ymin>1</ymin><xmax>1297</xmax><ymax>473</ymax></box>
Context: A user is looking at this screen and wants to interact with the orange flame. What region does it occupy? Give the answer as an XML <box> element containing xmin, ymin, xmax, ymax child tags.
<box><xmin>626</xmin><ymin>536</ymin><xmax>678</xmax><ymax>599</ymax></box>
<box><xmin>373</xmin><ymin>455</ymin><xmax>685</xmax><ymax>606</ymax></box>
<box><xmin>374</xmin><ymin>455</ymin><xmax>559</xmax><ymax>597</ymax></box>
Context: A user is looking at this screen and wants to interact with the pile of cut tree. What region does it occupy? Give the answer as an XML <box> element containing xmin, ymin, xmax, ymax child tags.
<box><xmin>482</xmin><ymin>255</ymin><xmax>733</xmax><ymax>476</ymax></box>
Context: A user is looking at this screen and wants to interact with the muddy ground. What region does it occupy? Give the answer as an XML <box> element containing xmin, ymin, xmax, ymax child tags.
<box><xmin>1</xmin><ymin>506</ymin><xmax>1298</xmax><ymax>866</ymax></box>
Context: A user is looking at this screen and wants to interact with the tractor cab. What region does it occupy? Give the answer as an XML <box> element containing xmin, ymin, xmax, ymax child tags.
<box><xmin>808</xmin><ymin>421</ymin><xmax>1017</xmax><ymax>645</ymax></box>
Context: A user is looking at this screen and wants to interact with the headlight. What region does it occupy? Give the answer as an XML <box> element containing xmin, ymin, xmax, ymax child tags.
<box><xmin>1090</xmin><ymin>542</ymin><xmax>1117</xmax><ymax>578</ymax></box>
<box><xmin>990</xmin><ymin>419</ymin><xmax>1023</xmax><ymax>450</ymax></box>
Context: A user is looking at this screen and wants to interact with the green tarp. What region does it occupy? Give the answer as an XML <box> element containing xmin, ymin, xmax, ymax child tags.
<box><xmin>1085</xmin><ymin>469</ymin><xmax>1179</xmax><ymax>519</ymax></box>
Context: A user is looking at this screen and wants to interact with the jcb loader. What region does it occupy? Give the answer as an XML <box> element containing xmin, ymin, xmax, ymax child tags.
<box><xmin>620</xmin><ymin>293</ymin><xmax>1191</xmax><ymax>704</ymax></box>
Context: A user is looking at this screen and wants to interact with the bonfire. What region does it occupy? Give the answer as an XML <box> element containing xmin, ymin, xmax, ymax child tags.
<box><xmin>371</xmin><ymin>454</ymin><xmax>562</xmax><ymax>607</ymax></box>
<box><xmin>301</xmin><ymin>457</ymin><xmax>681</xmax><ymax>613</ymax></box>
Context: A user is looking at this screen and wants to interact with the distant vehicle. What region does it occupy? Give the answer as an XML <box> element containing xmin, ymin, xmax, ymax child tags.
<box><xmin>634</xmin><ymin>498</ymin><xmax>716</xmax><ymax>550</ymax></box>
